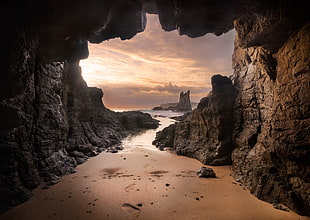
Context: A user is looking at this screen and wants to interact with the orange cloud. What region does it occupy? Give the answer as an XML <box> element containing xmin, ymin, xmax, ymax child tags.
<box><xmin>97</xmin><ymin>82</ymin><xmax>210</xmax><ymax>109</ymax></box>
<box><xmin>80</xmin><ymin>14</ymin><xmax>235</xmax><ymax>109</ymax></box>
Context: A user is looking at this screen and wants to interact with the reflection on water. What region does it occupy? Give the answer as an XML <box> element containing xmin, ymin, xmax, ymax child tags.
<box><xmin>121</xmin><ymin>110</ymin><xmax>184</xmax><ymax>152</ymax></box>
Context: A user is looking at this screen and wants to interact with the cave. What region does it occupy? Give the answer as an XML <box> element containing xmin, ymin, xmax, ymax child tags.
<box><xmin>0</xmin><ymin>0</ymin><xmax>309</xmax><ymax>217</ymax></box>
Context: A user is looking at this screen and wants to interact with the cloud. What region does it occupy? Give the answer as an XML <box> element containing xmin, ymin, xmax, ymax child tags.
<box><xmin>80</xmin><ymin>14</ymin><xmax>235</xmax><ymax>109</ymax></box>
<box><xmin>97</xmin><ymin>82</ymin><xmax>210</xmax><ymax>109</ymax></box>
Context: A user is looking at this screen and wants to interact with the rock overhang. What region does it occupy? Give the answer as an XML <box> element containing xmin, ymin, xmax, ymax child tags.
<box><xmin>3</xmin><ymin>0</ymin><xmax>307</xmax><ymax>63</ymax></box>
<box><xmin>3</xmin><ymin>1</ymin><xmax>309</xmax><ymax>46</ymax></box>
<box><xmin>4</xmin><ymin>0</ymin><xmax>239</xmax><ymax>62</ymax></box>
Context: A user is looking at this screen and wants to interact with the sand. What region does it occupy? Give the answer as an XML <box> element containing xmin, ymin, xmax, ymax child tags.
<box><xmin>1</xmin><ymin>147</ymin><xmax>309</xmax><ymax>220</ymax></box>
<box><xmin>1</xmin><ymin>116</ymin><xmax>309</xmax><ymax>220</ymax></box>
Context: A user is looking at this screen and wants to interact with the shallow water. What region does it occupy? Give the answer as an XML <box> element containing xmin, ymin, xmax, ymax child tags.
<box><xmin>121</xmin><ymin>110</ymin><xmax>183</xmax><ymax>152</ymax></box>
<box><xmin>1</xmin><ymin>110</ymin><xmax>308</xmax><ymax>220</ymax></box>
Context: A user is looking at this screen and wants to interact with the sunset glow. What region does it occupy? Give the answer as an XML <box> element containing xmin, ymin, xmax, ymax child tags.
<box><xmin>80</xmin><ymin>14</ymin><xmax>235</xmax><ymax>109</ymax></box>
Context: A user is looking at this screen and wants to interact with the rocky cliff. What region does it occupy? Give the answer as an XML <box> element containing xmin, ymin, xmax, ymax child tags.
<box><xmin>0</xmin><ymin>0</ymin><xmax>309</xmax><ymax>216</ymax></box>
<box><xmin>0</xmin><ymin>30</ymin><xmax>158</xmax><ymax>212</ymax></box>
<box><xmin>153</xmin><ymin>75</ymin><xmax>234</xmax><ymax>165</ymax></box>
<box><xmin>231</xmin><ymin>23</ymin><xmax>310</xmax><ymax>215</ymax></box>
<box><xmin>154</xmin><ymin>4</ymin><xmax>309</xmax><ymax>215</ymax></box>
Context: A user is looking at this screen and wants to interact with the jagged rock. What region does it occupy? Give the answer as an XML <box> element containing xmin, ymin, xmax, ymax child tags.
<box><xmin>117</xmin><ymin>111</ymin><xmax>159</xmax><ymax>130</ymax></box>
<box><xmin>76</xmin><ymin>157</ymin><xmax>88</xmax><ymax>165</ymax></box>
<box><xmin>153</xmin><ymin>75</ymin><xmax>234</xmax><ymax>165</ymax></box>
<box><xmin>174</xmin><ymin>90</ymin><xmax>192</xmax><ymax>112</ymax></box>
<box><xmin>152</xmin><ymin>124</ymin><xmax>176</xmax><ymax>151</ymax></box>
<box><xmin>106</xmin><ymin>145</ymin><xmax>124</xmax><ymax>154</ymax></box>
<box><xmin>86</xmin><ymin>151</ymin><xmax>98</xmax><ymax>157</ymax></box>
<box><xmin>273</xmin><ymin>203</ymin><xmax>290</xmax><ymax>212</ymax></box>
<box><xmin>69</xmin><ymin>150</ymin><xmax>85</xmax><ymax>158</ymax></box>
<box><xmin>197</xmin><ymin>167</ymin><xmax>216</xmax><ymax>178</ymax></box>
<box><xmin>231</xmin><ymin>23</ymin><xmax>310</xmax><ymax>215</ymax></box>
<box><xmin>0</xmin><ymin>40</ymin><xmax>158</xmax><ymax>213</ymax></box>
<box><xmin>152</xmin><ymin>91</ymin><xmax>192</xmax><ymax>112</ymax></box>
<box><xmin>42</xmin><ymin>174</ymin><xmax>61</xmax><ymax>189</ymax></box>
<box><xmin>170</xmin><ymin>112</ymin><xmax>191</xmax><ymax>121</ymax></box>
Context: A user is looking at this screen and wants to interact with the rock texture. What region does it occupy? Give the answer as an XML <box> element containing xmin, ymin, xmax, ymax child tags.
<box><xmin>174</xmin><ymin>90</ymin><xmax>192</xmax><ymax>112</ymax></box>
<box><xmin>0</xmin><ymin>0</ymin><xmax>309</xmax><ymax>216</ymax></box>
<box><xmin>0</xmin><ymin>30</ymin><xmax>158</xmax><ymax>212</ymax></box>
<box><xmin>231</xmin><ymin>23</ymin><xmax>310</xmax><ymax>215</ymax></box>
<box><xmin>197</xmin><ymin>167</ymin><xmax>216</xmax><ymax>178</ymax></box>
<box><xmin>154</xmin><ymin>4</ymin><xmax>309</xmax><ymax>215</ymax></box>
<box><xmin>153</xmin><ymin>75</ymin><xmax>234</xmax><ymax>165</ymax></box>
<box><xmin>152</xmin><ymin>90</ymin><xmax>192</xmax><ymax>112</ymax></box>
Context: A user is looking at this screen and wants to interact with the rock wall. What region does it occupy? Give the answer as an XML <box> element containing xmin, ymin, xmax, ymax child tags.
<box><xmin>153</xmin><ymin>75</ymin><xmax>234</xmax><ymax>165</ymax></box>
<box><xmin>232</xmin><ymin>23</ymin><xmax>310</xmax><ymax>215</ymax></box>
<box><xmin>154</xmin><ymin>12</ymin><xmax>309</xmax><ymax>215</ymax></box>
<box><xmin>0</xmin><ymin>29</ymin><xmax>158</xmax><ymax>213</ymax></box>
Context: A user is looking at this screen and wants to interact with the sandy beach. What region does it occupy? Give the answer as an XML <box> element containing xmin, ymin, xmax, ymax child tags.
<box><xmin>1</xmin><ymin>116</ymin><xmax>309</xmax><ymax>220</ymax></box>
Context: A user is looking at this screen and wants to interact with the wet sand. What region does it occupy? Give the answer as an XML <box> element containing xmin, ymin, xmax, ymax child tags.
<box><xmin>1</xmin><ymin>147</ymin><xmax>309</xmax><ymax>220</ymax></box>
<box><xmin>1</xmin><ymin>116</ymin><xmax>309</xmax><ymax>220</ymax></box>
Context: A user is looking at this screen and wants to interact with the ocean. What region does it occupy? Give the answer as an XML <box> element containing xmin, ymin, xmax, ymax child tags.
<box><xmin>118</xmin><ymin>109</ymin><xmax>185</xmax><ymax>152</ymax></box>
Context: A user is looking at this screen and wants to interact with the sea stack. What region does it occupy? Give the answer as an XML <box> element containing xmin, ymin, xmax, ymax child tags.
<box><xmin>174</xmin><ymin>90</ymin><xmax>192</xmax><ymax>112</ymax></box>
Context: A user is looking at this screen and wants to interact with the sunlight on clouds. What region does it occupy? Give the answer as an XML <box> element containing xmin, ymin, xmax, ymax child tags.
<box><xmin>80</xmin><ymin>14</ymin><xmax>235</xmax><ymax>109</ymax></box>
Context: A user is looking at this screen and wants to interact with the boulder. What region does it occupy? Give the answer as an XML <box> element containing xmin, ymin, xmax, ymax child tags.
<box><xmin>197</xmin><ymin>167</ymin><xmax>216</xmax><ymax>178</ymax></box>
<box><xmin>117</xmin><ymin>111</ymin><xmax>159</xmax><ymax>130</ymax></box>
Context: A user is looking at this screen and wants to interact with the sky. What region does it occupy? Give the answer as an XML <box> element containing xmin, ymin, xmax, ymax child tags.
<box><xmin>80</xmin><ymin>14</ymin><xmax>235</xmax><ymax>110</ymax></box>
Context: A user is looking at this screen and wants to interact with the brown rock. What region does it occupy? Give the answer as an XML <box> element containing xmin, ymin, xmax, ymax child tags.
<box><xmin>197</xmin><ymin>167</ymin><xmax>216</xmax><ymax>178</ymax></box>
<box><xmin>153</xmin><ymin>75</ymin><xmax>234</xmax><ymax>165</ymax></box>
<box><xmin>174</xmin><ymin>90</ymin><xmax>192</xmax><ymax>112</ymax></box>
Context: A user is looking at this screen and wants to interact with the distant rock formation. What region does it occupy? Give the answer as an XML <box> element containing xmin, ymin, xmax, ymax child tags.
<box><xmin>174</xmin><ymin>90</ymin><xmax>192</xmax><ymax>112</ymax></box>
<box><xmin>152</xmin><ymin>91</ymin><xmax>192</xmax><ymax>112</ymax></box>
<box><xmin>152</xmin><ymin>103</ymin><xmax>177</xmax><ymax>111</ymax></box>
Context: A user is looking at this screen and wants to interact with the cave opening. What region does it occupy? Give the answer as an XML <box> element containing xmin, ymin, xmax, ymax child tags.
<box><xmin>1</xmin><ymin>0</ymin><xmax>309</xmax><ymax>217</ymax></box>
<box><xmin>80</xmin><ymin>14</ymin><xmax>235</xmax><ymax>110</ymax></box>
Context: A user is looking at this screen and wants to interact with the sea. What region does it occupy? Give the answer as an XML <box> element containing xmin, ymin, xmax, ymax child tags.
<box><xmin>115</xmin><ymin>109</ymin><xmax>185</xmax><ymax>152</ymax></box>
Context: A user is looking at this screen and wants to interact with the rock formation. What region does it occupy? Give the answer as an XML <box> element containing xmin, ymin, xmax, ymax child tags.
<box><xmin>0</xmin><ymin>43</ymin><xmax>159</xmax><ymax>212</ymax></box>
<box><xmin>197</xmin><ymin>167</ymin><xmax>216</xmax><ymax>178</ymax></box>
<box><xmin>231</xmin><ymin>22</ymin><xmax>310</xmax><ymax>215</ymax></box>
<box><xmin>0</xmin><ymin>0</ymin><xmax>309</xmax><ymax>216</ymax></box>
<box><xmin>174</xmin><ymin>90</ymin><xmax>192</xmax><ymax>112</ymax></box>
<box><xmin>152</xmin><ymin>103</ymin><xmax>177</xmax><ymax>111</ymax></box>
<box><xmin>152</xmin><ymin>90</ymin><xmax>192</xmax><ymax>112</ymax></box>
<box><xmin>153</xmin><ymin>6</ymin><xmax>309</xmax><ymax>214</ymax></box>
<box><xmin>153</xmin><ymin>75</ymin><xmax>234</xmax><ymax>165</ymax></box>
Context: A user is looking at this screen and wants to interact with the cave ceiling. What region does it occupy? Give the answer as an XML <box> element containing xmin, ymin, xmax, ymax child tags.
<box><xmin>3</xmin><ymin>0</ymin><xmax>308</xmax><ymax>61</ymax></box>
